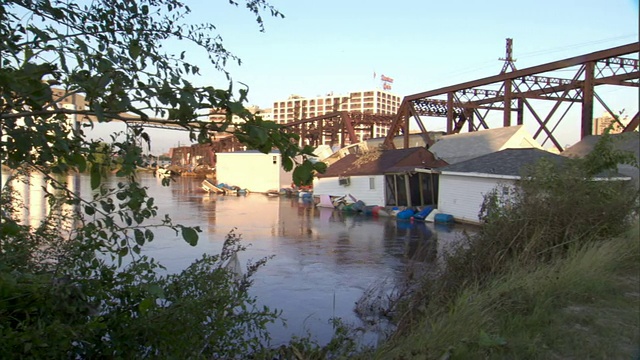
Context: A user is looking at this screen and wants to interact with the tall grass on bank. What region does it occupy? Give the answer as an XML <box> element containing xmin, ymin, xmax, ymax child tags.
<box><xmin>374</xmin><ymin>225</ymin><xmax>639</xmax><ymax>359</ymax></box>
<box><xmin>368</xmin><ymin>133</ymin><xmax>639</xmax><ymax>359</ymax></box>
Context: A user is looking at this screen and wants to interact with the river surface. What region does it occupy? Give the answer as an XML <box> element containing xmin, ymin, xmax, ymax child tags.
<box><xmin>3</xmin><ymin>171</ymin><xmax>472</xmax><ymax>346</ymax></box>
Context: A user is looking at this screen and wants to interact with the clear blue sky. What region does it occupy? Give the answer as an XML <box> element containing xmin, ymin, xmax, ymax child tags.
<box><xmin>91</xmin><ymin>0</ymin><xmax>640</xmax><ymax>153</ymax></box>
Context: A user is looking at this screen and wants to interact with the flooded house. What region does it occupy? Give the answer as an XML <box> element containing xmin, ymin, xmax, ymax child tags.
<box><xmin>215</xmin><ymin>150</ymin><xmax>295</xmax><ymax>193</ymax></box>
<box><xmin>312</xmin><ymin>147</ymin><xmax>448</xmax><ymax>207</ymax></box>
<box><xmin>436</xmin><ymin>148</ymin><xmax>632</xmax><ymax>225</ymax></box>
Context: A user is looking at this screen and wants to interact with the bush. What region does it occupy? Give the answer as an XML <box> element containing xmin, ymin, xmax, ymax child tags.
<box><xmin>393</xmin><ymin>133</ymin><xmax>639</xmax><ymax>333</ymax></box>
<box><xmin>0</xmin><ymin>181</ymin><xmax>278</xmax><ymax>359</ymax></box>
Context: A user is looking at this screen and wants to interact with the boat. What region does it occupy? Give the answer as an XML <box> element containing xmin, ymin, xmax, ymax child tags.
<box><xmin>266</xmin><ymin>189</ymin><xmax>280</xmax><ymax>197</ymax></box>
<box><xmin>156</xmin><ymin>166</ymin><xmax>179</xmax><ymax>177</ymax></box>
<box><xmin>201</xmin><ymin>179</ymin><xmax>225</xmax><ymax>194</ymax></box>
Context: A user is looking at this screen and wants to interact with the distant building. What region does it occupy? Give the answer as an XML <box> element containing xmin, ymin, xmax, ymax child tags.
<box><xmin>208</xmin><ymin>105</ymin><xmax>267</xmax><ymax>124</ymax></box>
<box><xmin>215</xmin><ymin>150</ymin><xmax>294</xmax><ymax>193</ymax></box>
<box><xmin>593</xmin><ymin>113</ymin><xmax>630</xmax><ymax>135</ymax></box>
<box><xmin>271</xmin><ymin>90</ymin><xmax>402</xmax><ymax>144</ymax></box>
<box><xmin>51</xmin><ymin>88</ymin><xmax>87</xmax><ymax>129</ymax></box>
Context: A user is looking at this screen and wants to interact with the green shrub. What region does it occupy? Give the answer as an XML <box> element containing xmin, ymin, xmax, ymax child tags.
<box><xmin>393</xmin><ymin>133</ymin><xmax>639</xmax><ymax>335</ymax></box>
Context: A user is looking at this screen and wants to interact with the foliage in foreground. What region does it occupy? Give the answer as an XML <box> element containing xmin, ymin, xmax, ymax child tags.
<box><xmin>0</xmin><ymin>0</ymin><xmax>325</xmax><ymax>358</ymax></box>
<box><xmin>0</xmin><ymin>191</ymin><xmax>278</xmax><ymax>358</ymax></box>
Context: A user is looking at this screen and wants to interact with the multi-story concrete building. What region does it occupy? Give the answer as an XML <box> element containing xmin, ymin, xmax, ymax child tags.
<box><xmin>593</xmin><ymin>112</ymin><xmax>630</xmax><ymax>135</ymax></box>
<box><xmin>208</xmin><ymin>105</ymin><xmax>267</xmax><ymax>124</ymax></box>
<box><xmin>270</xmin><ymin>89</ymin><xmax>401</xmax><ymax>144</ymax></box>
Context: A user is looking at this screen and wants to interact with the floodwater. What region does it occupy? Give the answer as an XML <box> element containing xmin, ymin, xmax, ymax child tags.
<box><xmin>3</xmin><ymin>171</ymin><xmax>472</xmax><ymax>346</ymax></box>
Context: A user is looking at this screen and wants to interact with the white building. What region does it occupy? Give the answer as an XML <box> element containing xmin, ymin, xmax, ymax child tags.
<box><xmin>271</xmin><ymin>90</ymin><xmax>402</xmax><ymax>144</ymax></box>
<box><xmin>215</xmin><ymin>150</ymin><xmax>294</xmax><ymax>193</ymax></box>
<box><xmin>313</xmin><ymin>147</ymin><xmax>447</xmax><ymax>207</ymax></box>
<box><xmin>437</xmin><ymin>148</ymin><xmax>630</xmax><ymax>224</ymax></box>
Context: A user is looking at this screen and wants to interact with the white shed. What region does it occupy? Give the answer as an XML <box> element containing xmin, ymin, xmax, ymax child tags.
<box><xmin>215</xmin><ymin>150</ymin><xmax>293</xmax><ymax>193</ymax></box>
<box><xmin>438</xmin><ymin>148</ymin><xmax>566</xmax><ymax>224</ymax></box>
<box><xmin>438</xmin><ymin>147</ymin><xmax>632</xmax><ymax>224</ymax></box>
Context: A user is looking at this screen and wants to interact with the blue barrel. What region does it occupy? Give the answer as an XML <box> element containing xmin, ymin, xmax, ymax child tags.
<box><xmin>396</xmin><ymin>209</ymin><xmax>415</xmax><ymax>220</ymax></box>
<box><xmin>413</xmin><ymin>206</ymin><xmax>434</xmax><ymax>220</ymax></box>
<box><xmin>434</xmin><ymin>213</ymin><xmax>454</xmax><ymax>224</ymax></box>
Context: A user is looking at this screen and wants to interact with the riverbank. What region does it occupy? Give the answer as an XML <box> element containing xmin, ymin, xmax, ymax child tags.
<box><xmin>371</xmin><ymin>225</ymin><xmax>639</xmax><ymax>359</ymax></box>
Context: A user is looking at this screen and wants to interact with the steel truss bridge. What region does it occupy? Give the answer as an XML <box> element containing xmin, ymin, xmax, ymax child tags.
<box><xmin>124</xmin><ymin>41</ymin><xmax>638</xmax><ymax>153</ymax></box>
<box><xmin>382</xmin><ymin>41</ymin><xmax>639</xmax><ymax>151</ymax></box>
<box><xmin>282</xmin><ymin>112</ymin><xmax>396</xmax><ymax>148</ymax></box>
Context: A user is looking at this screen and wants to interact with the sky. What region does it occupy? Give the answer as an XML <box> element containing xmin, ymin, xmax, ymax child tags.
<box><xmin>89</xmin><ymin>0</ymin><xmax>640</xmax><ymax>154</ymax></box>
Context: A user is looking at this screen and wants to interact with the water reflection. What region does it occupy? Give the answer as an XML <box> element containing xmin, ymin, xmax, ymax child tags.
<box><xmin>3</xmin><ymin>171</ymin><xmax>472</xmax><ymax>346</ymax></box>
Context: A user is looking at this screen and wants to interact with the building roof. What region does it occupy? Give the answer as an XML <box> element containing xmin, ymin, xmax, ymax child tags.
<box><xmin>440</xmin><ymin>148</ymin><xmax>628</xmax><ymax>179</ymax></box>
<box><xmin>439</xmin><ymin>148</ymin><xmax>563</xmax><ymax>177</ymax></box>
<box><xmin>428</xmin><ymin>125</ymin><xmax>533</xmax><ymax>164</ymax></box>
<box><xmin>317</xmin><ymin>147</ymin><xmax>448</xmax><ymax>178</ymax></box>
<box><xmin>561</xmin><ymin>132</ymin><xmax>639</xmax><ymax>159</ymax></box>
<box><xmin>216</xmin><ymin>150</ymin><xmax>281</xmax><ymax>155</ymax></box>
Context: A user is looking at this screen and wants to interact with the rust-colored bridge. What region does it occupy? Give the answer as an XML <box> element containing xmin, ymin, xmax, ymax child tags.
<box><xmin>382</xmin><ymin>41</ymin><xmax>639</xmax><ymax>151</ymax></box>
<box><xmin>130</xmin><ymin>41</ymin><xmax>638</xmax><ymax>154</ymax></box>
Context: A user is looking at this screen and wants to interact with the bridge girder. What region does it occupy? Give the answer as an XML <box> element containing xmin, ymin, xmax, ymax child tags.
<box><xmin>384</xmin><ymin>42</ymin><xmax>640</xmax><ymax>152</ymax></box>
<box><xmin>282</xmin><ymin>111</ymin><xmax>396</xmax><ymax>148</ymax></box>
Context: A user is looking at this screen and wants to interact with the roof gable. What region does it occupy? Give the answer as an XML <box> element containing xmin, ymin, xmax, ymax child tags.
<box><xmin>440</xmin><ymin>147</ymin><xmax>628</xmax><ymax>179</ymax></box>
<box><xmin>440</xmin><ymin>148</ymin><xmax>566</xmax><ymax>177</ymax></box>
<box><xmin>562</xmin><ymin>133</ymin><xmax>640</xmax><ymax>159</ymax></box>
<box><xmin>428</xmin><ymin>125</ymin><xmax>537</xmax><ymax>164</ymax></box>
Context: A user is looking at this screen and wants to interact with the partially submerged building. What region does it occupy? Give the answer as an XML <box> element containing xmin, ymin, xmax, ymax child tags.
<box><xmin>215</xmin><ymin>150</ymin><xmax>294</xmax><ymax>193</ymax></box>
<box><xmin>437</xmin><ymin>148</ymin><xmax>631</xmax><ymax>224</ymax></box>
<box><xmin>312</xmin><ymin>147</ymin><xmax>448</xmax><ymax>207</ymax></box>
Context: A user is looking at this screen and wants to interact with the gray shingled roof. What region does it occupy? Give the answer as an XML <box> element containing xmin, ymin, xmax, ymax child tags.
<box><xmin>439</xmin><ymin>148</ymin><xmax>562</xmax><ymax>177</ymax></box>
<box><xmin>561</xmin><ymin>133</ymin><xmax>639</xmax><ymax>186</ymax></box>
<box><xmin>561</xmin><ymin>132</ymin><xmax>639</xmax><ymax>159</ymax></box>
<box><xmin>428</xmin><ymin>125</ymin><xmax>524</xmax><ymax>164</ymax></box>
<box><xmin>440</xmin><ymin>147</ymin><xmax>629</xmax><ymax>180</ymax></box>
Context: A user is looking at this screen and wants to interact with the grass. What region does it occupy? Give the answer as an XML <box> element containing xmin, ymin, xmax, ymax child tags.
<box><xmin>371</xmin><ymin>225</ymin><xmax>640</xmax><ymax>359</ymax></box>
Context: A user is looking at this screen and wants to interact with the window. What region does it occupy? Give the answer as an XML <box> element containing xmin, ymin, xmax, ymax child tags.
<box><xmin>369</xmin><ymin>177</ymin><xmax>375</xmax><ymax>190</ymax></box>
<box><xmin>272</xmin><ymin>156</ymin><xmax>277</xmax><ymax>164</ymax></box>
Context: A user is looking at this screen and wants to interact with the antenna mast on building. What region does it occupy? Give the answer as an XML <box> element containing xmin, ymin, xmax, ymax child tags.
<box><xmin>499</xmin><ymin>38</ymin><xmax>517</xmax><ymax>73</ymax></box>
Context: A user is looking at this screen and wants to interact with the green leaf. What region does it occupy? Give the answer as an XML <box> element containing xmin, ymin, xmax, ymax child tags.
<box><xmin>71</xmin><ymin>153</ymin><xmax>87</xmax><ymax>172</ymax></box>
<box><xmin>139</xmin><ymin>297</ymin><xmax>154</xmax><ymax>313</ymax></box>
<box><xmin>293</xmin><ymin>161</ymin><xmax>314</xmax><ymax>186</ymax></box>
<box><xmin>129</xmin><ymin>41</ymin><xmax>141</xmax><ymax>60</ymax></box>
<box><xmin>145</xmin><ymin>229</ymin><xmax>154</xmax><ymax>242</ymax></box>
<box><xmin>313</xmin><ymin>161</ymin><xmax>327</xmax><ymax>174</ymax></box>
<box><xmin>90</xmin><ymin>164</ymin><xmax>101</xmax><ymax>190</ymax></box>
<box><xmin>85</xmin><ymin>205</ymin><xmax>95</xmax><ymax>216</ymax></box>
<box><xmin>282</xmin><ymin>156</ymin><xmax>293</xmax><ymax>171</ymax></box>
<box><xmin>181</xmin><ymin>226</ymin><xmax>199</xmax><ymax>246</ymax></box>
<box><xmin>118</xmin><ymin>247</ymin><xmax>129</xmax><ymax>257</ymax></box>
<box><xmin>134</xmin><ymin>229</ymin><xmax>145</xmax><ymax>246</ymax></box>
<box><xmin>147</xmin><ymin>283</ymin><xmax>164</xmax><ymax>297</ymax></box>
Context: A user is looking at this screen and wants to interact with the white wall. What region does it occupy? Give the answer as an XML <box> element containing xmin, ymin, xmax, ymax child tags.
<box><xmin>313</xmin><ymin>175</ymin><xmax>385</xmax><ymax>206</ymax></box>
<box><xmin>217</xmin><ymin>152</ymin><xmax>291</xmax><ymax>193</ymax></box>
<box><xmin>438</xmin><ymin>174</ymin><xmax>515</xmax><ymax>224</ymax></box>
